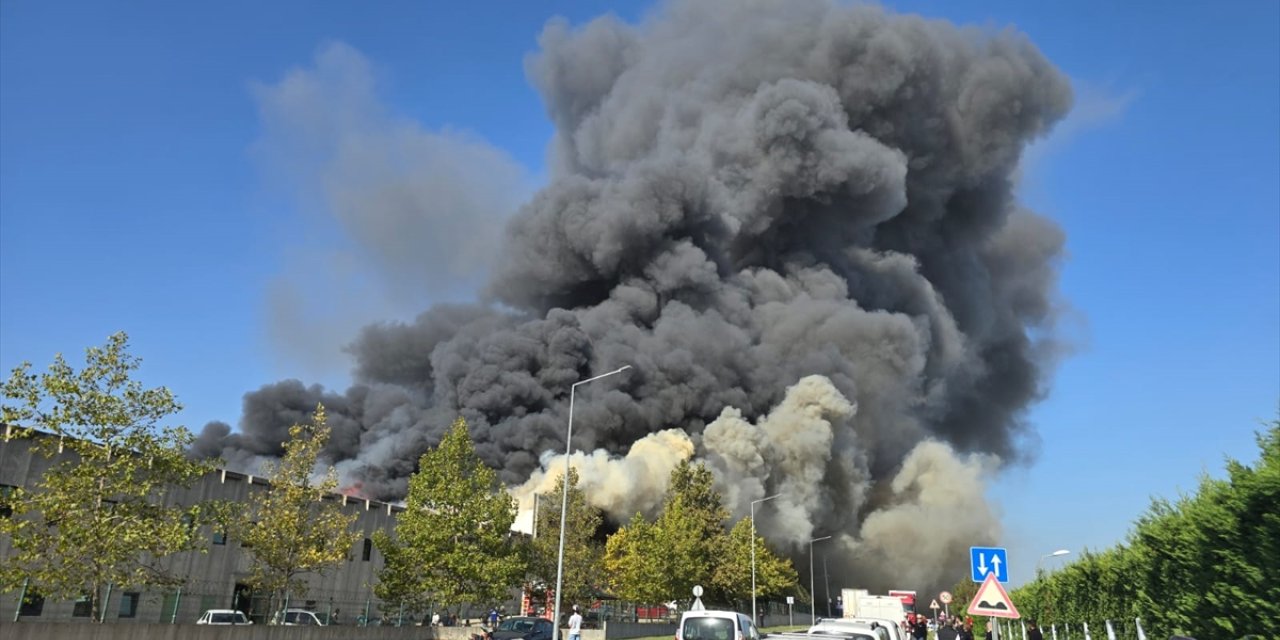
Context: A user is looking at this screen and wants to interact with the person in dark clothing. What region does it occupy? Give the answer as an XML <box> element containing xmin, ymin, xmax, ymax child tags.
<box><xmin>937</xmin><ymin>619</ymin><xmax>959</xmax><ymax>640</ymax></box>
<box><xmin>957</xmin><ymin>620</ymin><xmax>975</xmax><ymax>640</ymax></box>
<box><xmin>1027</xmin><ymin>620</ymin><xmax>1044</xmax><ymax>640</ymax></box>
<box><xmin>911</xmin><ymin>618</ymin><xmax>928</xmax><ymax>640</ymax></box>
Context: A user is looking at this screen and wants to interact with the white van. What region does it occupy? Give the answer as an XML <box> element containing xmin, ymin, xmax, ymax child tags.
<box><xmin>677</xmin><ymin>610</ymin><xmax>760</xmax><ymax>640</ymax></box>
<box><xmin>810</xmin><ymin>618</ymin><xmax>900</xmax><ymax>640</ymax></box>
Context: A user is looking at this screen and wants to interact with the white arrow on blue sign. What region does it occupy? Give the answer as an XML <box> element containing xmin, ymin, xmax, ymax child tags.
<box><xmin>970</xmin><ymin>546</ymin><xmax>1009</xmax><ymax>583</ymax></box>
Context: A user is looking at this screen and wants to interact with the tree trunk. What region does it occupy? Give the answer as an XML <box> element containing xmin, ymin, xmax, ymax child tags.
<box><xmin>91</xmin><ymin>581</ymin><xmax>102</xmax><ymax>624</ymax></box>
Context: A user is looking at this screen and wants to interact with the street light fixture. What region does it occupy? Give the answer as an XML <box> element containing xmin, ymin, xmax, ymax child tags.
<box><xmin>552</xmin><ymin>365</ymin><xmax>631</xmax><ymax>634</ymax></box>
<box><xmin>1036</xmin><ymin>549</ymin><xmax>1071</xmax><ymax>574</ymax></box>
<box><xmin>809</xmin><ymin>536</ymin><xmax>832</xmax><ymax>625</ymax></box>
<box><xmin>750</xmin><ymin>494</ymin><xmax>781</xmax><ymax>625</ymax></box>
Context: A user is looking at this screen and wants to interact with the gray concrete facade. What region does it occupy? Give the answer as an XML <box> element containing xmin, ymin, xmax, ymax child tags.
<box><xmin>0</xmin><ymin>428</ymin><xmax>407</xmax><ymax>625</ymax></box>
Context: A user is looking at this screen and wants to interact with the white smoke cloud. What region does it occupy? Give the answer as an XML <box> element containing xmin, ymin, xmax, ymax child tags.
<box><xmin>511</xmin><ymin>428</ymin><xmax>696</xmax><ymax>532</ymax></box>
<box><xmin>853</xmin><ymin>439</ymin><xmax>1001</xmax><ymax>587</ymax></box>
<box><xmin>703</xmin><ymin>374</ymin><xmax>856</xmax><ymax>546</ymax></box>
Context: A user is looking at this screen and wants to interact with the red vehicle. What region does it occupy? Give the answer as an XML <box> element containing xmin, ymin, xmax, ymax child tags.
<box><xmin>634</xmin><ymin>605</ymin><xmax>671</xmax><ymax>620</ymax></box>
<box><xmin>887</xmin><ymin>590</ymin><xmax>917</xmax><ymax>614</ymax></box>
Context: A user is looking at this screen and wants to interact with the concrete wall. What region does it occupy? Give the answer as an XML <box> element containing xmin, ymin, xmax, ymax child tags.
<box><xmin>603</xmin><ymin>621</ymin><xmax>676</xmax><ymax>640</ymax></box>
<box><xmin>0</xmin><ymin>620</ymin><xmax>612</xmax><ymax>640</ymax></box>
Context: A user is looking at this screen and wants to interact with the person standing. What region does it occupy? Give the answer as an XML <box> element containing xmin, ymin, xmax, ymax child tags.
<box><xmin>911</xmin><ymin>616</ymin><xmax>928</xmax><ymax>640</ymax></box>
<box><xmin>937</xmin><ymin>618</ymin><xmax>959</xmax><ymax>640</ymax></box>
<box><xmin>568</xmin><ymin>605</ymin><xmax>584</xmax><ymax>640</ymax></box>
<box><xmin>1026</xmin><ymin>621</ymin><xmax>1044</xmax><ymax>640</ymax></box>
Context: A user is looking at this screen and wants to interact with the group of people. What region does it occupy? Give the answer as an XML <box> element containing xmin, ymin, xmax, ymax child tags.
<box><xmin>927</xmin><ymin>615</ymin><xmax>1045</xmax><ymax>640</ymax></box>
<box><xmin>430</xmin><ymin>611</ymin><xmax>462</xmax><ymax>626</ymax></box>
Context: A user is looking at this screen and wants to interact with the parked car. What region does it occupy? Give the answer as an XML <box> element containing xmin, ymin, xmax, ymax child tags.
<box><xmin>678</xmin><ymin>609</ymin><xmax>760</xmax><ymax>640</ymax></box>
<box><xmin>196</xmin><ymin>609</ymin><xmax>252</xmax><ymax>625</ymax></box>
<box><xmin>271</xmin><ymin>608</ymin><xmax>328</xmax><ymax>625</ymax></box>
<box><xmin>491</xmin><ymin>616</ymin><xmax>559</xmax><ymax>640</ymax></box>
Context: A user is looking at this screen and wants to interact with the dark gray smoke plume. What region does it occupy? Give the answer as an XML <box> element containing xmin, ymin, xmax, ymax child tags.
<box><xmin>197</xmin><ymin>0</ymin><xmax>1072</xmax><ymax>592</ymax></box>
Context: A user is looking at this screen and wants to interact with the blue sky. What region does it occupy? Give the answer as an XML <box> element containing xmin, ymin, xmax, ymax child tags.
<box><xmin>2</xmin><ymin>1</ymin><xmax>1276</xmax><ymax>589</ymax></box>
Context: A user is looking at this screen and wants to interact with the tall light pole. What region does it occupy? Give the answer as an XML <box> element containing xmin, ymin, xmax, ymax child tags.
<box><xmin>1035</xmin><ymin>549</ymin><xmax>1070</xmax><ymax>628</ymax></box>
<box><xmin>822</xmin><ymin>554</ymin><xmax>831</xmax><ymax>618</ymax></box>
<box><xmin>552</xmin><ymin>365</ymin><xmax>631</xmax><ymax>634</ymax></box>
<box><xmin>750</xmin><ymin>494</ymin><xmax>781</xmax><ymax>625</ymax></box>
<box><xmin>809</xmin><ymin>536</ymin><xmax>832</xmax><ymax>625</ymax></box>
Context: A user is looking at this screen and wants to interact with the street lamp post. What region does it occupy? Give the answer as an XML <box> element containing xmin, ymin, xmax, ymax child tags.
<box><xmin>809</xmin><ymin>536</ymin><xmax>832</xmax><ymax>625</ymax></box>
<box><xmin>750</xmin><ymin>494</ymin><xmax>781</xmax><ymax>626</ymax></box>
<box><xmin>1035</xmin><ymin>549</ymin><xmax>1070</xmax><ymax>627</ymax></box>
<box><xmin>552</xmin><ymin>366</ymin><xmax>631</xmax><ymax>635</ymax></box>
<box><xmin>822</xmin><ymin>554</ymin><xmax>831</xmax><ymax>618</ymax></box>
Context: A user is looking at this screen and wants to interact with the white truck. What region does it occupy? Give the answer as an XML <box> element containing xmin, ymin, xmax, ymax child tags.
<box><xmin>839</xmin><ymin>589</ymin><xmax>906</xmax><ymax>621</ymax></box>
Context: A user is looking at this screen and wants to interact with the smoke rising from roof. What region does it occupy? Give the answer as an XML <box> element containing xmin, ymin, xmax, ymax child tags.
<box><xmin>195</xmin><ymin>0</ymin><xmax>1073</xmax><ymax>592</ymax></box>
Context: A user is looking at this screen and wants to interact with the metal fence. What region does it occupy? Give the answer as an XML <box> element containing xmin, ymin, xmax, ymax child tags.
<box><xmin>974</xmin><ymin>617</ymin><xmax>1171</xmax><ymax>640</ymax></box>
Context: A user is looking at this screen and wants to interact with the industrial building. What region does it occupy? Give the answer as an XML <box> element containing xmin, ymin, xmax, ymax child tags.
<box><xmin>0</xmin><ymin>426</ymin><xmax>406</xmax><ymax>624</ymax></box>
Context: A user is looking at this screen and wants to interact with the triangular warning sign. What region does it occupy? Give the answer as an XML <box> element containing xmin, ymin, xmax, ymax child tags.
<box><xmin>966</xmin><ymin>572</ymin><xmax>1021</xmax><ymax>619</ymax></box>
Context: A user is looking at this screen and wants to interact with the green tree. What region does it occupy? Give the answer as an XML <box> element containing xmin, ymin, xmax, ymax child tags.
<box><xmin>374</xmin><ymin>417</ymin><xmax>525</xmax><ymax>615</ymax></box>
<box><xmin>0</xmin><ymin>333</ymin><xmax>222</xmax><ymax>622</ymax></box>
<box><xmin>655</xmin><ymin>461</ymin><xmax>730</xmax><ymax>603</ymax></box>
<box><xmin>712</xmin><ymin>517</ymin><xmax>799</xmax><ymax>607</ymax></box>
<box><xmin>604</xmin><ymin>512</ymin><xmax>670</xmax><ymax>603</ymax></box>
<box><xmin>530</xmin><ymin>467</ymin><xmax>605</xmax><ymax>607</ymax></box>
<box><xmin>1010</xmin><ymin>418</ymin><xmax>1279</xmax><ymax>639</ymax></box>
<box><xmin>239</xmin><ymin>404</ymin><xmax>358</xmax><ymax>606</ymax></box>
<box><xmin>604</xmin><ymin>461</ymin><xmax>732</xmax><ymax>605</ymax></box>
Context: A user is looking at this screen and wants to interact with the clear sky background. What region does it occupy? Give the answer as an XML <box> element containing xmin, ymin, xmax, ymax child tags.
<box><xmin>2</xmin><ymin>1</ymin><xmax>1277</xmax><ymax>589</ymax></box>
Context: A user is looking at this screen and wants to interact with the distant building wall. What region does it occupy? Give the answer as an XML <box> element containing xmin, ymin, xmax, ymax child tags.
<box><xmin>0</xmin><ymin>428</ymin><xmax>405</xmax><ymax>624</ymax></box>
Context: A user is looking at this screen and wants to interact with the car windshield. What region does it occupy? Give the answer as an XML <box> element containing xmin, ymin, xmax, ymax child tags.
<box><xmin>499</xmin><ymin>619</ymin><xmax>537</xmax><ymax>632</ymax></box>
<box><xmin>683</xmin><ymin>617</ymin><xmax>735</xmax><ymax>640</ymax></box>
<box><xmin>211</xmin><ymin>612</ymin><xmax>245</xmax><ymax>623</ymax></box>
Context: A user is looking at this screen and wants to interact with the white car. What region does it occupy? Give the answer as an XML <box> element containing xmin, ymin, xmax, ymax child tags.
<box><xmin>809</xmin><ymin>618</ymin><xmax>899</xmax><ymax>640</ymax></box>
<box><xmin>196</xmin><ymin>609</ymin><xmax>252</xmax><ymax>625</ymax></box>
<box><xmin>677</xmin><ymin>609</ymin><xmax>761</xmax><ymax>640</ymax></box>
<box><xmin>271</xmin><ymin>608</ymin><xmax>329</xmax><ymax>625</ymax></box>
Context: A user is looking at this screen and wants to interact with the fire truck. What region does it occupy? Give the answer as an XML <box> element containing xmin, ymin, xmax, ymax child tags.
<box><xmin>887</xmin><ymin>590</ymin><xmax>917</xmax><ymax>614</ymax></box>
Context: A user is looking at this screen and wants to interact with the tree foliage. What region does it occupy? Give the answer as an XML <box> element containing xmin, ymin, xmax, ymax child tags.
<box><xmin>604</xmin><ymin>460</ymin><xmax>798</xmax><ymax>608</ymax></box>
<box><xmin>0</xmin><ymin>333</ymin><xmax>222</xmax><ymax>622</ymax></box>
<box><xmin>657</xmin><ymin>461</ymin><xmax>731</xmax><ymax>603</ymax></box>
<box><xmin>1011</xmin><ymin>419</ymin><xmax>1279</xmax><ymax>639</ymax></box>
<box><xmin>239</xmin><ymin>404</ymin><xmax>358</xmax><ymax>602</ymax></box>
<box><xmin>374</xmin><ymin>417</ymin><xmax>525</xmax><ymax>613</ymax></box>
<box><xmin>604</xmin><ymin>512</ymin><xmax>670</xmax><ymax>603</ymax></box>
<box><xmin>712</xmin><ymin>517</ymin><xmax>799</xmax><ymax>606</ymax></box>
<box><xmin>529</xmin><ymin>466</ymin><xmax>605</xmax><ymax>607</ymax></box>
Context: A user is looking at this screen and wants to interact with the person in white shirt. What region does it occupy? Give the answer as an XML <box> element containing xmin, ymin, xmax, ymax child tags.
<box><xmin>568</xmin><ymin>605</ymin><xmax>583</xmax><ymax>640</ymax></box>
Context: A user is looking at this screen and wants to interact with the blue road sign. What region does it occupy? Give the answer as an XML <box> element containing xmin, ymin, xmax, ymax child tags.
<box><xmin>970</xmin><ymin>546</ymin><xmax>1009</xmax><ymax>583</ymax></box>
